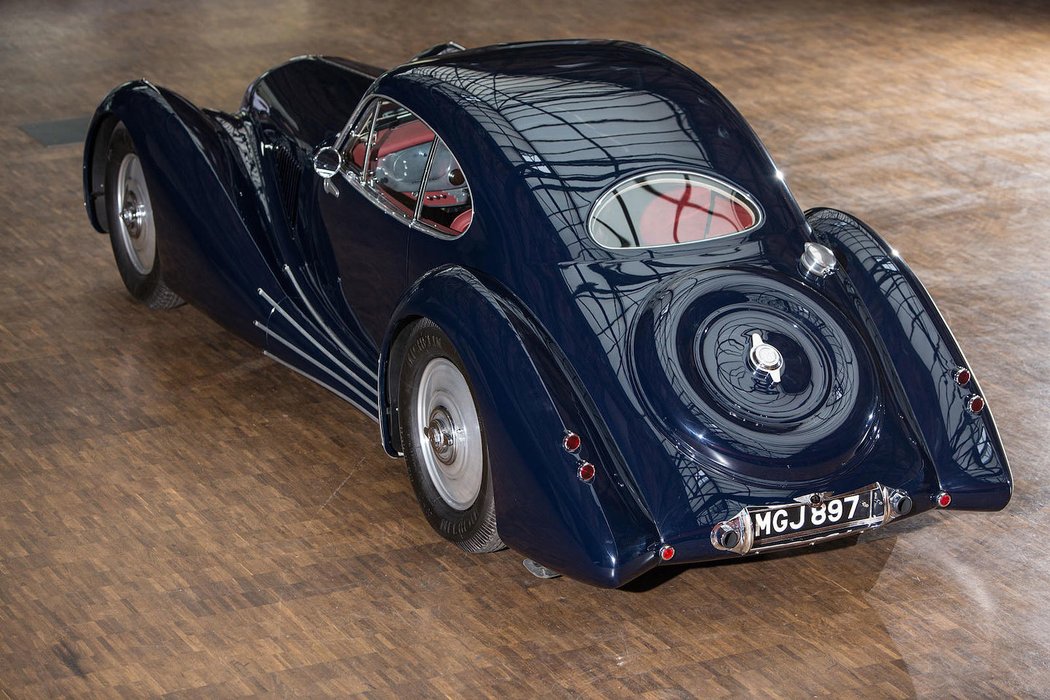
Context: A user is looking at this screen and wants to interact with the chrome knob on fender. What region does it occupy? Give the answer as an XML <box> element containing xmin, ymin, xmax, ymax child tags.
<box><xmin>800</xmin><ymin>242</ymin><xmax>838</xmax><ymax>278</ymax></box>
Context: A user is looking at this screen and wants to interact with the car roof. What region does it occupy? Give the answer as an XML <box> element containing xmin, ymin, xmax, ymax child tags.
<box><xmin>380</xmin><ymin>41</ymin><xmax>777</xmax><ymax>244</ymax></box>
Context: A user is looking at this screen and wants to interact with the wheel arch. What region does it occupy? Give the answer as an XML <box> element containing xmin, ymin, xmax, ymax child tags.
<box><xmin>379</xmin><ymin>266</ymin><xmax>661</xmax><ymax>587</ymax></box>
<box><xmin>379</xmin><ymin>313</ymin><xmax>423</xmax><ymax>457</ymax></box>
<box><xmin>84</xmin><ymin>109</ymin><xmax>122</xmax><ymax>233</ymax></box>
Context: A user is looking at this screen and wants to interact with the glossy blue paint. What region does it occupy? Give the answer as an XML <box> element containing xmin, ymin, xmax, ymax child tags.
<box><xmin>84</xmin><ymin>40</ymin><xmax>1011</xmax><ymax>587</ymax></box>
<box><xmin>807</xmin><ymin>208</ymin><xmax>1012</xmax><ymax>511</ymax></box>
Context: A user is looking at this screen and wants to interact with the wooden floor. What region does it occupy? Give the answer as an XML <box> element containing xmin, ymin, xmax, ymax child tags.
<box><xmin>2</xmin><ymin>0</ymin><xmax>1049</xmax><ymax>696</ymax></box>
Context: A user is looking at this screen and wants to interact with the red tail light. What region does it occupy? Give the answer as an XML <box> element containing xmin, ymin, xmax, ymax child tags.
<box><xmin>659</xmin><ymin>545</ymin><xmax>675</xmax><ymax>561</ymax></box>
<box><xmin>563</xmin><ymin>431</ymin><xmax>581</xmax><ymax>453</ymax></box>
<box><xmin>952</xmin><ymin>367</ymin><xmax>971</xmax><ymax>385</ymax></box>
<box><xmin>966</xmin><ymin>395</ymin><xmax>985</xmax><ymax>414</ymax></box>
<box><xmin>577</xmin><ymin>462</ymin><xmax>595</xmax><ymax>483</ymax></box>
<box><xmin>935</xmin><ymin>492</ymin><xmax>952</xmax><ymax>508</ymax></box>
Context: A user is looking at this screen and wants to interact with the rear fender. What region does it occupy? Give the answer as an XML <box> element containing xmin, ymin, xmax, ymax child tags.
<box><xmin>808</xmin><ymin>208</ymin><xmax>1012</xmax><ymax>511</ymax></box>
<box><xmin>83</xmin><ymin>81</ymin><xmax>287</xmax><ymax>342</ymax></box>
<box><xmin>381</xmin><ymin>267</ymin><xmax>660</xmax><ymax>587</ymax></box>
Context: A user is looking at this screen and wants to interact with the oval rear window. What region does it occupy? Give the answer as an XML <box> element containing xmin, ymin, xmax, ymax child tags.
<box><xmin>588</xmin><ymin>171</ymin><xmax>761</xmax><ymax>249</ymax></box>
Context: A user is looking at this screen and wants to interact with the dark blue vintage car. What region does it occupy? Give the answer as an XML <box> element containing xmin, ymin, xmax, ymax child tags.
<box><xmin>83</xmin><ymin>40</ymin><xmax>1012</xmax><ymax>587</ymax></box>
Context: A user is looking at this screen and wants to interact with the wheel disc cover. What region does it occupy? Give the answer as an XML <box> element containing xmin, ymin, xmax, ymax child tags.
<box><xmin>115</xmin><ymin>152</ymin><xmax>156</xmax><ymax>274</ymax></box>
<box><xmin>416</xmin><ymin>357</ymin><xmax>483</xmax><ymax>510</ymax></box>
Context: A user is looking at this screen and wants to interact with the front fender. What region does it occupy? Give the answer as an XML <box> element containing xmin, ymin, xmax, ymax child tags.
<box><xmin>808</xmin><ymin>208</ymin><xmax>1012</xmax><ymax>511</ymax></box>
<box><xmin>83</xmin><ymin>80</ymin><xmax>286</xmax><ymax>343</ymax></box>
<box><xmin>382</xmin><ymin>267</ymin><xmax>661</xmax><ymax>587</ymax></box>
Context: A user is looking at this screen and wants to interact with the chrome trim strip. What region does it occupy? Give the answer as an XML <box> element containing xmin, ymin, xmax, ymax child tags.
<box><xmin>254</xmin><ymin>320</ymin><xmax>377</xmax><ymax>408</ymax></box>
<box><xmin>413</xmin><ymin>139</ymin><xmax>438</xmax><ymax>221</ymax></box>
<box><xmin>361</xmin><ymin>102</ymin><xmax>379</xmax><ymax>181</ymax></box>
<box><xmin>749</xmin><ymin>524</ymin><xmax>875</xmax><ymax>554</ymax></box>
<box><xmin>753</xmin><ymin>513</ymin><xmax>883</xmax><ymax>548</ymax></box>
<box><xmin>262</xmin><ymin>351</ymin><xmax>379</xmax><ymax>423</ymax></box>
<box><xmin>257</xmin><ymin>288</ymin><xmax>376</xmax><ymax>388</ymax></box>
<box><xmin>278</xmin><ymin>268</ymin><xmax>378</xmax><ymax>380</ymax></box>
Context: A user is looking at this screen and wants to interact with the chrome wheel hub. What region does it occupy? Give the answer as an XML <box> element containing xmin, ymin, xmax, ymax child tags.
<box><xmin>748</xmin><ymin>331</ymin><xmax>784</xmax><ymax>383</ymax></box>
<box><xmin>423</xmin><ymin>407</ymin><xmax>457</xmax><ymax>464</ymax></box>
<box><xmin>115</xmin><ymin>152</ymin><xmax>156</xmax><ymax>274</ymax></box>
<box><xmin>120</xmin><ymin>192</ymin><xmax>147</xmax><ymax>236</ymax></box>
<box><xmin>416</xmin><ymin>357</ymin><xmax>483</xmax><ymax>511</ymax></box>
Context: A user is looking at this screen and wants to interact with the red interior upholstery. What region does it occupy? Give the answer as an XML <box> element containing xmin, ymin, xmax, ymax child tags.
<box><xmin>637</xmin><ymin>185</ymin><xmax>754</xmax><ymax>246</ymax></box>
<box><xmin>350</xmin><ymin>121</ymin><xmax>435</xmax><ymax>171</ymax></box>
<box><xmin>350</xmin><ymin>142</ymin><xmax>366</xmax><ymax>169</ymax></box>
<box><xmin>449</xmin><ymin>209</ymin><xmax>473</xmax><ymax>234</ymax></box>
<box><xmin>376</xmin><ymin>121</ymin><xmax>434</xmax><ymax>157</ymax></box>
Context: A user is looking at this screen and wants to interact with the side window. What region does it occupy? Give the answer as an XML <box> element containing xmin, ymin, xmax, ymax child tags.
<box><xmin>366</xmin><ymin>101</ymin><xmax>435</xmax><ymax>217</ymax></box>
<box><xmin>417</xmin><ymin>137</ymin><xmax>472</xmax><ymax>235</ymax></box>
<box><xmin>340</xmin><ymin>97</ymin><xmax>473</xmax><ymax>235</ymax></box>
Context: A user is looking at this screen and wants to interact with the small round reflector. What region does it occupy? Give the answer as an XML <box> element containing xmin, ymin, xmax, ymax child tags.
<box><xmin>659</xmin><ymin>545</ymin><xmax>675</xmax><ymax>561</ymax></box>
<box><xmin>577</xmin><ymin>462</ymin><xmax>595</xmax><ymax>483</ymax></box>
<box><xmin>952</xmin><ymin>367</ymin><xmax>971</xmax><ymax>386</ymax></box>
<box><xmin>935</xmin><ymin>492</ymin><xmax>952</xmax><ymax>508</ymax></box>
<box><xmin>563</xmin><ymin>431</ymin><xmax>581</xmax><ymax>453</ymax></box>
<box><xmin>966</xmin><ymin>395</ymin><xmax>985</xmax><ymax>414</ymax></box>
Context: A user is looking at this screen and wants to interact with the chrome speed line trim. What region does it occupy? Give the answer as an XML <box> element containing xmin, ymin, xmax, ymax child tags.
<box><xmin>263</xmin><ymin>351</ymin><xmax>379</xmax><ymax>422</ymax></box>
<box><xmin>279</xmin><ymin>267</ymin><xmax>378</xmax><ymax>380</ymax></box>
<box><xmin>254</xmin><ymin>320</ymin><xmax>377</xmax><ymax>407</ymax></box>
<box><xmin>257</xmin><ymin>287</ymin><xmax>376</xmax><ymax>386</ymax></box>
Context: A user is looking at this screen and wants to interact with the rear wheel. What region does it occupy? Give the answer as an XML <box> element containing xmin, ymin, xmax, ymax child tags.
<box><xmin>399</xmin><ymin>319</ymin><xmax>503</xmax><ymax>553</ymax></box>
<box><xmin>105</xmin><ymin>122</ymin><xmax>183</xmax><ymax>309</ymax></box>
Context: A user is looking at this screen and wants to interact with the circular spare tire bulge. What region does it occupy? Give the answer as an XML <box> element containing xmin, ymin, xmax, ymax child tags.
<box><xmin>633</xmin><ymin>267</ymin><xmax>881</xmax><ymax>484</ymax></box>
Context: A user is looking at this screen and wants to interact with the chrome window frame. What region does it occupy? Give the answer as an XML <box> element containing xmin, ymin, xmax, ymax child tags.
<box><xmin>586</xmin><ymin>169</ymin><xmax>764</xmax><ymax>251</ymax></box>
<box><xmin>333</xmin><ymin>95</ymin><xmax>473</xmax><ymax>239</ymax></box>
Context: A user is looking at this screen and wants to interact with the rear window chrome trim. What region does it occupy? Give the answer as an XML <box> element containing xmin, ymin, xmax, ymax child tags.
<box><xmin>586</xmin><ymin>169</ymin><xmax>764</xmax><ymax>251</ymax></box>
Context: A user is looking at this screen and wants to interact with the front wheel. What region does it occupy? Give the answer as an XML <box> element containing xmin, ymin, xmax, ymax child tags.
<box><xmin>399</xmin><ymin>319</ymin><xmax>503</xmax><ymax>553</ymax></box>
<box><xmin>105</xmin><ymin>122</ymin><xmax>183</xmax><ymax>309</ymax></box>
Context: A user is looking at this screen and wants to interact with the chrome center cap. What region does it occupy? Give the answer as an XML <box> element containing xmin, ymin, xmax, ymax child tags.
<box><xmin>120</xmin><ymin>194</ymin><xmax>147</xmax><ymax>238</ymax></box>
<box><xmin>422</xmin><ymin>408</ymin><xmax>457</xmax><ymax>464</ymax></box>
<box><xmin>748</xmin><ymin>331</ymin><xmax>784</xmax><ymax>383</ymax></box>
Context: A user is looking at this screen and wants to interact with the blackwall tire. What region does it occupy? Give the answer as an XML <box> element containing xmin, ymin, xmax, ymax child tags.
<box><xmin>105</xmin><ymin>122</ymin><xmax>183</xmax><ymax>310</ymax></box>
<box><xmin>398</xmin><ymin>319</ymin><xmax>504</xmax><ymax>553</ymax></box>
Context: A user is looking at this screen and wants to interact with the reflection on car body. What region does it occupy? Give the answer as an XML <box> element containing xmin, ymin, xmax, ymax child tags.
<box><xmin>83</xmin><ymin>39</ymin><xmax>1012</xmax><ymax>587</ymax></box>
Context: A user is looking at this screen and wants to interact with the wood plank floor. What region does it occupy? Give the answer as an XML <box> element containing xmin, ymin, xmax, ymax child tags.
<box><xmin>1</xmin><ymin>0</ymin><xmax>1048</xmax><ymax>696</ymax></box>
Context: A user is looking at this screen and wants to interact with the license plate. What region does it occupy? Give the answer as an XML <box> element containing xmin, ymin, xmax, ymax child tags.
<box><xmin>750</xmin><ymin>487</ymin><xmax>884</xmax><ymax>547</ymax></box>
